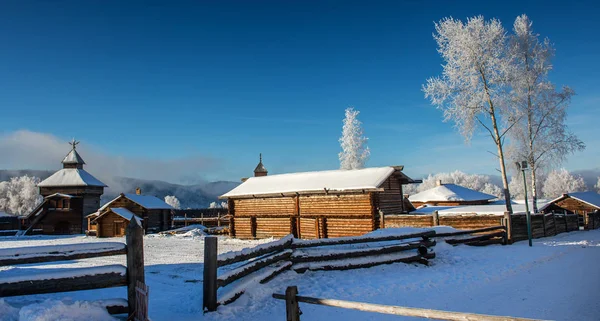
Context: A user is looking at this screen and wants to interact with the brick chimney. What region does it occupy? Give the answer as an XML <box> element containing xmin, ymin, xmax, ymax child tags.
<box><xmin>436</xmin><ymin>180</ymin><xmax>443</xmax><ymax>186</ymax></box>
<box><xmin>135</xmin><ymin>187</ymin><xmax>142</xmax><ymax>195</ymax></box>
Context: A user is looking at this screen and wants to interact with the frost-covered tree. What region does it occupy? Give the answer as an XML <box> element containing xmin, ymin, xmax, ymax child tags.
<box><xmin>507</xmin><ymin>15</ymin><xmax>584</xmax><ymax>213</ymax></box>
<box><xmin>0</xmin><ymin>175</ymin><xmax>43</xmax><ymax>216</ymax></box>
<box><xmin>164</xmin><ymin>195</ymin><xmax>181</xmax><ymax>209</ymax></box>
<box><xmin>542</xmin><ymin>169</ymin><xmax>586</xmax><ymax>198</ymax></box>
<box><xmin>209</xmin><ymin>201</ymin><xmax>217</xmax><ymax>209</ymax></box>
<box><xmin>423</xmin><ymin>16</ymin><xmax>516</xmax><ymax>213</ymax></box>
<box><xmin>339</xmin><ymin>107</ymin><xmax>370</xmax><ymax>170</ymax></box>
<box><xmin>405</xmin><ymin>171</ymin><xmax>503</xmax><ymax>198</ymax></box>
<box><xmin>220</xmin><ymin>201</ymin><xmax>228</xmax><ymax>209</ymax></box>
<box><xmin>596</xmin><ymin>177</ymin><xmax>600</xmax><ymax>193</ymax></box>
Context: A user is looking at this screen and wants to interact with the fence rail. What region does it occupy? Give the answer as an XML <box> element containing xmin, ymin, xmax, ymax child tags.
<box><xmin>273</xmin><ymin>286</ymin><xmax>546</xmax><ymax>321</ymax></box>
<box><xmin>203</xmin><ymin>230</ymin><xmax>437</xmax><ymax>312</ymax></box>
<box><xmin>0</xmin><ymin>219</ymin><xmax>146</xmax><ymax>316</ymax></box>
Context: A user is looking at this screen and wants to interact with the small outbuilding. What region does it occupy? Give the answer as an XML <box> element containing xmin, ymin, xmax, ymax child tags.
<box><xmin>408</xmin><ymin>181</ymin><xmax>497</xmax><ymax>208</ymax></box>
<box><xmin>220</xmin><ymin>160</ymin><xmax>418</xmax><ymax>239</ymax></box>
<box><xmin>88</xmin><ymin>190</ymin><xmax>173</xmax><ymax>236</ymax></box>
<box><xmin>540</xmin><ymin>192</ymin><xmax>600</xmax><ymax>215</ymax></box>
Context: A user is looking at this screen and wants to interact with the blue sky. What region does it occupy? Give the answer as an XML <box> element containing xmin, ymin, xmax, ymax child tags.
<box><xmin>0</xmin><ymin>0</ymin><xmax>598</xmax><ymax>183</ymax></box>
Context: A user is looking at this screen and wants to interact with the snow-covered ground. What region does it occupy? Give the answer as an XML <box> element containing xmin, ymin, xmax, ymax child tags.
<box><xmin>1</xmin><ymin>229</ymin><xmax>599</xmax><ymax>321</ymax></box>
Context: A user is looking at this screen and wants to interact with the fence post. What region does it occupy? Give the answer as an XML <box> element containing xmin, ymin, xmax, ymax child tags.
<box><xmin>432</xmin><ymin>211</ymin><xmax>439</xmax><ymax>226</ymax></box>
<box><xmin>126</xmin><ymin>218</ymin><xmax>145</xmax><ymax>315</ymax></box>
<box><xmin>201</xmin><ymin>213</ymin><xmax>204</xmax><ymax>226</ymax></box>
<box><xmin>285</xmin><ymin>286</ymin><xmax>300</xmax><ymax>321</ymax></box>
<box><xmin>203</xmin><ymin>236</ymin><xmax>218</xmax><ymax>312</ymax></box>
<box><xmin>217</xmin><ymin>213</ymin><xmax>221</xmax><ymax>227</ymax></box>
<box><xmin>503</xmin><ymin>212</ymin><xmax>512</xmax><ymax>244</ymax></box>
<box><xmin>184</xmin><ymin>213</ymin><xmax>188</xmax><ymax>227</ymax></box>
<box><xmin>564</xmin><ymin>213</ymin><xmax>569</xmax><ymax>232</ymax></box>
<box><xmin>379</xmin><ymin>210</ymin><xmax>385</xmax><ymax>229</ymax></box>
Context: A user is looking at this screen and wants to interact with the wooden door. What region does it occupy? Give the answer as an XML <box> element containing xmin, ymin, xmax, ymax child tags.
<box><xmin>114</xmin><ymin>221</ymin><xmax>126</xmax><ymax>237</ymax></box>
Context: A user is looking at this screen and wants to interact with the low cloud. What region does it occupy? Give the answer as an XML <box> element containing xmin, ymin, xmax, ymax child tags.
<box><xmin>0</xmin><ymin>130</ymin><xmax>221</xmax><ymax>189</ymax></box>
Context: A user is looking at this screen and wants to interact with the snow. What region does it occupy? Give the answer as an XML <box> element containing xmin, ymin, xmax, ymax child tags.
<box><xmin>1</xmin><ymin>230</ymin><xmax>599</xmax><ymax>320</ymax></box>
<box><xmin>220</xmin><ymin>166</ymin><xmax>396</xmax><ymax>198</ymax></box>
<box><xmin>8</xmin><ymin>299</ymin><xmax>115</xmax><ymax>321</ymax></box>
<box><xmin>0</xmin><ymin>265</ymin><xmax>126</xmax><ymax>284</ymax></box>
<box><xmin>408</xmin><ymin>183</ymin><xmax>497</xmax><ymax>203</ymax></box>
<box><xmin>218</xmin><ymin>235</ymin><xmax>293</xmax><ymax>262</ymax></box>
<box><xmin>43</xmin><ymin>193</ymin><xmax>74</xmax><ymax>199</ymax></box>
<box><xmin>61</xmin><ymin>149</ymin><xmax>86</xmax><ymax>165</ymax></box>
<box><xmin>105</xmin><ymin>208</ymin><xmax>142</xmax><ymax>225</ymax></box>
<box><xmin>0</xmin><ymin>242</ymin><xmax>125</xmax><ymax>258</ymax></box>
<box><xmin>37</xmin><ymin>169</ymin><xmax>107</xmax><ymax>187</ymax></box>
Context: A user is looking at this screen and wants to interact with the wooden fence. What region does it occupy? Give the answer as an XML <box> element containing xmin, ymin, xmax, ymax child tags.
<box><xmin>0</xmin><ymin>219</ymin><xmax>146</xmax><ymax>317</ymax></box>
<box><xmin>203</xmin><ymin>230</ymin><xmax>437</xmax><ymax>312</ymax></box>
<box><xmin>504</xmin><ymin>212</ymin><xmax>593</xmax><ymax>242</ymax></box>
<box><xmin>273</xmin><ymin>286</ymin><xmax>544</xmax><ymax>321</ymax></box>
<box><xmin>384</xmin><ymin>212</ymin><xmax>504</xmax><ymax>230</ymax></box>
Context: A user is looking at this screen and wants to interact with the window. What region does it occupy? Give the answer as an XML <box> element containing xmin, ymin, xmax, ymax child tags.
<box><xmin>62</xmin><ymin>199</ymin><xmax>70</xmax><ymax>209</ymax></box>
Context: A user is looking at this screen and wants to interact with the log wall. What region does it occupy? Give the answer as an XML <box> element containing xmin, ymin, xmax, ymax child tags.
<box><xmin>234</xmin><ymin>197</ymin><xmax>296</xmax><ymax>216</ymax></box>
<box><xmin>384</xmin><ymin>215</ymin><xmax>434</xmax><ymax>228</ymax></box>
<box><xmin>438</xmin><ymin>215</ymin><xmax>503</xmax><ymax>230</ymax></box>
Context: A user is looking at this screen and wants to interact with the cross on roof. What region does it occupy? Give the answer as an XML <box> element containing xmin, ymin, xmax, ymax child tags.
<box><xmin>69</xmin><ymin>138</ymin><xmax>80</xmax><ymax>150</ymax></box>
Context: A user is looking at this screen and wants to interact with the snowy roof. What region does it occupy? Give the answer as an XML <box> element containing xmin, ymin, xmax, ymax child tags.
<box><xmin>108</xmin><ymin>207</ymin><xmax>142</xmax><ymax>225</ymax></box>
<box><xmin>541</xmin><ymin>192</ymin><xmax>600</xmax><ymax>211</ymax></box>
<box><xmin>44</xmin><ymin>193</ymin><xmax>75</xmax><ymax>199</ymax></box>
<box><xmin>221</xmin><ymin>166</ymin><xmax>404</xmax><ymax>198</ymax></box>
<box><xmin>100</xmin><ymin>193</ymin><xmax>173</xmax><ymax>211</ymax></box>
<box><xmin>38</xmin><ymin>169</ymin><xmax>107</xmax><ymax>187</ymax></box>
<box><xmin>408</xmin><ymin>184</ymin><xmax>497</xmax><ymax>203</ymax></box>
<box><xmin>62</xmin><ymin>149</ymin><xmax>85</xmax><ymax>165</ymax></box>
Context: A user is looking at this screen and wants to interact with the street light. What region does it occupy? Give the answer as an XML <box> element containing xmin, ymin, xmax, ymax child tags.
<box><xmin>516</xmin><ymin>161</ymin><xmax>532</xmax><ymax>247</ymax></box>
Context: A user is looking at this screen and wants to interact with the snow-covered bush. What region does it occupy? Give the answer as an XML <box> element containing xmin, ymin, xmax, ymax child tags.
<box><xmin>164</xmin><ymin>195</ymin><xmax>181</xmax><ymax>209</ymax></box>
<box><xmin>0</xmin><ymin>175</ymin><xmax>42</xmax><ymax>216</ymax></box>
<box><xmin>339</xmin><ymin>107</ymin><xmax>369</xmax><ymax>170</ymax></box>
<box><xmin>542</xmin><ymin>169</ymin><xmax>586</xmax><ymax>198</ymax></box>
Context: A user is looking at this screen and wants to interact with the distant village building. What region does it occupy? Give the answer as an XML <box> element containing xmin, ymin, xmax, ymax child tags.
<box><xmin>408</xmin><ymin>181</ymin><xmax>497</xmax><ymax>208</ymax></box>
<box><xmin>540</xmin><ymin>192</ymin><xmax>600</xmax><ymax>215</ymax></box>
<box><xmin>88</xmin><ymin>189</ymin><xmax>173</xmax><ymax>237</ymax></box>
<box><xmin>220</xmin><ymin>156</ymin><xmax>418</xmax><ymax>239</ymax></box>
<box><xmin>24</xmin><ymin>140</ymin><xmax>107</xmax><ymax>234</ymax></box>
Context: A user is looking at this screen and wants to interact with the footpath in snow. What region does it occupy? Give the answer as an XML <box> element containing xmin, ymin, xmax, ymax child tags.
<box><xmin>1</xmin><ymin>229</ymin><xmax>599</xmax><ymax>320</ymax></box>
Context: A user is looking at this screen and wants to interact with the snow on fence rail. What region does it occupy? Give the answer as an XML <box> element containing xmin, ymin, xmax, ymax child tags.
<box><xmin>0</xmin><ymin>219</ymin><xmax>146</xmax><ymax>316</ymax></box>
<box><xmin>273</xmin><ymin>286</ymin><xmax>545</xmax><ymax>321</ymax></box>
<box><xmin>203</xmin><ymin>230</ymin><xmax>437</xmax><ymax>312</ymax></box>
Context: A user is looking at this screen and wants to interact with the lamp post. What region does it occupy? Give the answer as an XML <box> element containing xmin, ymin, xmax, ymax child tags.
<box><xmin>516</xmin><ymin>161</ymin><xmax>532</xmax><ymax>247</ymax></box>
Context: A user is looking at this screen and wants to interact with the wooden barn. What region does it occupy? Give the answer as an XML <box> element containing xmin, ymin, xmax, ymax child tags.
<box><xmin>24</xmin><ymin>140</ymin><xmax>107</xmax><ymax>235</ymax></box>
<box><xmin>220</xmin><ymin>161</ymin><xmax>418</xmax><ymax>239</ymax></box>
<box><xmin>87</xmin><ymin>189</ymin><xmax>173</xmax><ymax>236</ymax></box>
<box><xmin>540</xmin><ymin>192</ymin><xmax>600</xmax><ymax>215</ymax></box>
<box><xmin>408</xmin><ymin>181</ymin><xmax>497</xmax><ymax>208</ymax></box>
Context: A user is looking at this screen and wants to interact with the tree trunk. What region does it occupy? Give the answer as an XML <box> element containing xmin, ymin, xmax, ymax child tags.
<box><xmin>530</xmin><ymin>165</ymin><xmax>539</xmax><ymax>214</ymax></box>
<box><xmin>490</xmin><ymin>111</ymin><xmax>513</xmax><ymax>214</ymax></box>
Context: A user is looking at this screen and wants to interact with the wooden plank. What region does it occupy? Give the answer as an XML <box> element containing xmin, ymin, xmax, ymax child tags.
<box><xmin>291</xmin><ymin>230</ymin><xmax>436</xmax><ymax>249</ymax></box>
<box><xmin>0</xmin><ymin>242</ymin><xmax>126</xmax><ymax>266</ymax></box>
<box><xmin>435</xmin><ymin>226</ymin><xmax>505</xmax><ymax>237</ymax></box>
<box><xmin>291</xmin><ymin>240</ymin><xmax>436</xmax><ymax>263</ymax></box>
<box><xmin>217</xmin><ymin>236</ymin><xmax>293</xmax><ymax>267</ymax></box>
<box><xmin>203</xmin><ymin>236</ymin><xmax>218</xmax><ymax>312</ymax></box>
<box><xmin>271</xmin><ymin>291</ymin><xmax>545</xmax><ymax>321</ymax></box>
<box><xmin>0</xmin><ymin>267</ymin><xmax>127</xmax><ymax>297</ymax></box>
<box><xmin>126</xmin><ymin>218</ymin><xmax>145</xmax><ymax>315</ymax></box>
<box><xmin>293</xmin><ymin>252</ymin><xmax>435</xmax><ymax>273</ymax></box>
<box><xmin>445</xmin><ymin>231</ymin><xmax>506</xmax><ymax>245</ymax></box>
<box><xmin>217</xmin><ymin>250</ymin><xmax>292</xmax><ymax>288</ymax></box>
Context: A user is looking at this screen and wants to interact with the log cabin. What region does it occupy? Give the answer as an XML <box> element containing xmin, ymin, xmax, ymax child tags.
<box><xmin>24</xmin><ymin>140</ymin><xmax>107</xmax><ymax>234</ymax></box>
<box><xmin>87</xmin><ymin>189</ymin><xmax>173</xmax><ymax>236</ymax></box>
<box><xmin>540</xmin><ymin>192</ymin><xmax>600</xmax><ymax>215</ymax></box>
<box><xmin>220</xmin><ymin>157</ymin><xmax>418</xmax><ymax>239</ymax></box>
<box><xmin>408</xmin><ymin>181</ymin><xmax>497</xmax><ymax>208</ymax></box>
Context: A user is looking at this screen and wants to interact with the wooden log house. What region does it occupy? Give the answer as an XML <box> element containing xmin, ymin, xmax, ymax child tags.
<box><xmin>88</xmin><ymin>189</ymin><xmax>173</xmax><ymax>237</ymax></box>
<box><xmin>408</xmin><ymin>181</ymin><xmax>497</xmax><ymax>208</ymax></box>
<box><xmin>24</xmin><ymin>140</ymin><xmax>107</xmax><ymax>234</ymax></box>
<box><xmin>540</xmin><ymin>192</ymin><xmax>600</xmax><ymax>215</ymax></box>
<box><xmin>220</xmin><ymin>157</ymin><xmax>419</xmax><ymax>239</ymax></box>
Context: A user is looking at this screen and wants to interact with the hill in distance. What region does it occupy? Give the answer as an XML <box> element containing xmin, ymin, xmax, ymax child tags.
<box><xmin>0</xmin><ymin>170</ymin><xmax>239</xmax><ymax>209</ymax></box>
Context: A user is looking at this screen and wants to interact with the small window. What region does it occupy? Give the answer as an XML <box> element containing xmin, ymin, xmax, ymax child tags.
<box><xmin>62</xmin><ymin>199</ymin><xmax>70</xmax><ymax>209</ymax></box>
